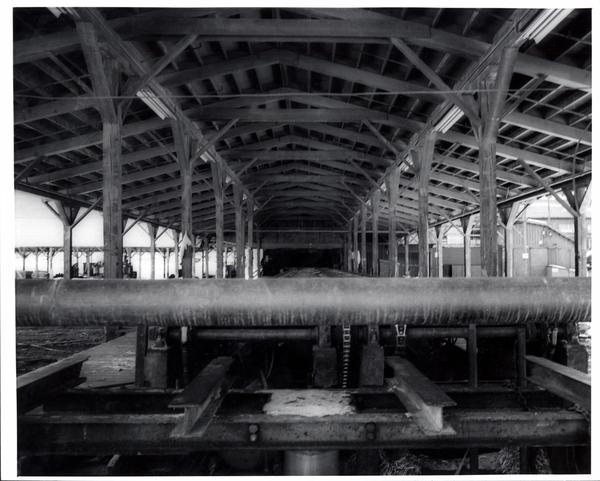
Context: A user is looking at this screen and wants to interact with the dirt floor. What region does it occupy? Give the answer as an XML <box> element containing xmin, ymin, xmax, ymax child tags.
<box><xmin>16</xmin><ymin>327</ymin><xmax>108</xmax><ymax>375</ymax></box>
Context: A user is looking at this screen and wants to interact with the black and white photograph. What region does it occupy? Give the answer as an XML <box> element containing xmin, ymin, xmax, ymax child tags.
<box><xmin>2</xmin><ymin>3</ymin><xmax>595</xmax><ymax>478</ymax></box>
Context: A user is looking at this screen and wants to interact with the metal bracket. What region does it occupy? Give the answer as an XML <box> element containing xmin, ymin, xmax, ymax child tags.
<box><xmin>395</xmin><ymin>324</ymin><xmax>407</xmax><ymax>350</ymax></box>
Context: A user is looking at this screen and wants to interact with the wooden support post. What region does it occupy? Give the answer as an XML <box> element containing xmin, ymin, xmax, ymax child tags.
<box><xmin>102</xmin><ymin>122</ymin><xmax>123</xmax><ymax>279</ymax></box>
<box><xmin>48</xmin><ymin>247</ymin><xmax>54</xmax><ymax>278</ymax></box>
<box><xmin>149</xmin><ymin>224</ymin><xmax>157</xmax><ymax>279</ymax></box>
<box><xmin>563</xmin><ymin>184</ymin><xmax>590</xmax><ymax>277</ymax></box>
<box><xmin>353</xmin><ymin>214</ymin><xmax>359</xmax><ymax>273</ymax></box>
<box><xmin>360</xmin><ymin>203</ymin><xmax>367</xmax><ymax>275</ymax></box>
<box><xmin>386</xmin><ymin>168</ymin><xmax>400</xmax><ymax>277</ymax></box>
<box><xmin>404</xmin><ymin>235</ymin><xmax>410</xmax><ymax>277</ymax></box>
<box><xmin>46</xmin><ymin>201</ymin><xmax>81</xmax><ymax>279</ymax></box>
<box><xmin>62</xmin><ymin>212</ymin><xmax>74</xmax><ymax>278</ymax></box>
<box><xmin>234</xmin><ymin>183</ymin><xmax>245</xmax><ymax>278</ymax></box>
<box><xmin>371</xmin><ymin>190</ymin><xmax>380</xmax><ymax>277</ymax></box>
<box><xmin>172</xmin><ymin>120</ymin><xmax>195</xmax><ymax>279</ymax></box>
<box><xmin>211</xmin><ymin>161</ymin><xmax>225</xmax><ymax>279</ymax></box>
<box><xmin>204</xmin><ymin>239</ymin><xmax>210</xmax><ymax>278</ymax></box>
<box><xmin>173</xmin><ymin>231</ymin><xmax>180</xmax><ymax>278</ymax></box>
<box><xmin>461</xmin><ymin>215</ymin><xmax>474</xmax><ymax>278</ymax></box>
<box><xmin>477</xmin><ymin>47</ymin><xmax>518</xmax><ymax>278</ymax></box>
<box><xmin>247</xmin><ymin>198</ymin><xmax>254</xmax><ymax>279</ymax></box>
<box><xmin>435</xmin><ymin>225</ymin><xmax>449</xmax><ymax>278</ymax></box>
<box><xmin>347</xmin><ymin>228</ymin><xmax>352</xmax><ymax>272</ymax></box>
<box><xmin>85</xmin><ymin>248</ymin><xmax>91</xmax><ymax>277</ymax></box>
<box><xmin>164</xmin><ymin>248</ymin><xmax>169</xmax><ymax>278</ymax></box>
<box><xmin>412</xmin><ymin>132</ymin><xmax>436</xmax><ymax>278</ymax></box>
<box><xmin>499</xmin><ymin>202</ymin><xmax>522</xmax><ymax>277</ymax></box>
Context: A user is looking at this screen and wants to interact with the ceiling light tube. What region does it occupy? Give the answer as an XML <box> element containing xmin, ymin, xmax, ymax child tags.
<box><xmin>522</xmin><ymin>9</ymin><xmax>573</xmax><ymax>44</ymax></box>
<box><xmin>433</xmin><ymin>105</ymin><xmax>464</xmax><ymax>134</ymax></box>
<box><xmin>136</xmin><ymin>88</ymin><xmax>174</xmax><ymax>120</ymax></box>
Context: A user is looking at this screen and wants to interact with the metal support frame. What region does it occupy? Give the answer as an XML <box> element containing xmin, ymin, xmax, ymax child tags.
<box><xmin>18</xmin><ymin>399</ymin><xmax>589</xmax><ymax>455</ymax></box>
<box><xmin>17</xmin><ymin>353</ymin><xmax>88</xmax><ymax>415</ymax></box>
<box><xmin>526</xmin><ymin>355</ymin><xmax>591</xmax><ymax>411</ymax></box>
<box><xmin>387</xmin><ymin>356</ymin><xmax>456</xmax><ymax>434</ymax></box>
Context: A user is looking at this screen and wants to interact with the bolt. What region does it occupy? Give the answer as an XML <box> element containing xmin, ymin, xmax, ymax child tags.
<box><xmin>249</xmin><ymin>424</ymin><xmax>259</xmax><ymax>434</ymax></box>
<box><xmin>366</xmin><ymin>422</ymin><xmax>376</xmax><ymax>440</ymax></box>
<box><xmin>249</xmin><ymin>433</ymin><xmax>258</xmax><ymax>442</ymax></box>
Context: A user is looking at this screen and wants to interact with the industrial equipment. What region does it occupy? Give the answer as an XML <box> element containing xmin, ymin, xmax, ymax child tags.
<box><xmin>15</xmin><ymin>273</ymin><xmax>591</xmax><ymax>475</ymax></box>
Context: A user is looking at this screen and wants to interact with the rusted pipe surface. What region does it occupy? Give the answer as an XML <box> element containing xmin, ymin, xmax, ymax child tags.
<box><xmin>15</xmin><ymin>277</ymin><xmax>590</xmax><ymax>327</ymax></box>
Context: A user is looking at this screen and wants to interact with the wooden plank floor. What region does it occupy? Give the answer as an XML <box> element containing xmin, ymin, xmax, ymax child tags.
<box><xmin>77</xmin><ymin>332</ymin><xmax>136</xmax><ymax>388</ymax></box>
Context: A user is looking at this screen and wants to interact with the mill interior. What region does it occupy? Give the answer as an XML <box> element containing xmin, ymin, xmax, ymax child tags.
<box><xmin>12</xmin><ymin>7</ymin><xmax>591</xmax><ymax>477</ymax></box>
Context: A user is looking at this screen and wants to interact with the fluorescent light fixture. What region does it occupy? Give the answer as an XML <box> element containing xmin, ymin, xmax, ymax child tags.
<box><xmin>136</xmin><ymin>88</ymin><xmax>175</xmax><ymax>120</ymax></box>
<box><xmin>433</xmin><ymin>105</ymin><xmax>464</xmax><ymax>134</ymax></box>
<box><xmin>522</xmin><ymin>9</ymin><xmax>573</xmax><ymax>44</ymax></box>
<box><xmin>48</xmin><ymin>7</ymin><xmax>79</xmax><ymax>18</ymax></box>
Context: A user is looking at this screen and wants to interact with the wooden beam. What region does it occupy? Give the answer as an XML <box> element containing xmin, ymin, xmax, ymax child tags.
<box><xmin>563</xmin><ymin>184</ymin><xmax>590</xmax><ymax>277</ymax></box>
<box><xmin>45</xmin><ymin>200</ymin><xmax>80</xmax><ymax>279</ymax></box>
<box><xmin>246</xmin><ymin>198</ymin><xmax>254</xmax><ymax>279</ymax></box>
<box><xmin>119</xmin><ymin>17</ymin><xmax>431</xmax><ymax>40</ymax></box>
<box><xmin>76</xmin><ymin>21</ymin><xmax>117</xmax><ymax>124</ymax></box>
<box><xmin>477</xmin><ymin>47</ymin><xmax>518</xmax><ymax>278</ymax></box>
<box><xmin>71</xmin><ymin>196</ymin><xmax>102</xmax><ymax>230</ymax></box>
<box><xmin>353</xmin><ymin>214</ymin><xmax>359</xmax><ymax>273</ymax></box>
<box><xmin>16</xmin><ymin>15</ymin><xmax>591</xmax><ymax>91</ymax></box>
<box><xmin>187</xmin><ymin>107</ymin><xmax>410</xmax><ymax>123</ymax></box>
<box><xmin>211</xmin><ymin>160</ymin><xmax>225</xmax><ymax>279</ymax></box>
<box><xmin>171</xmin><ymin>120</ymin><xmax>194</xmax><ymax>278</ymax></box>
<box><xmin>386</xmin><ymin>168</ymin><xmax>400</xmax><ymax>277</ymax></box>
<box><xmin>439</xmin><ymin>130</ymin><xmax>579</xmax><ymax>176</ymax></box>
<box><xmin>362</xmin><ymin>120</ymin><xmax>402</xmax><ymax>157</ymax></box>
<box><xmin>515</xmin><ymin>158</ymin><xmax>577</xmax><ymax>217</ymax></box>
<box><xmin>234</xmin><ymin>183</ymin><xmax>245</xmax><ymax>278</ymax></box>
<box><xmin>346</xmin><ymin>157</ymin><xmax>382</xmax><ymax>191</ymax></box>
<box><xmin>413</xmin><ymin>133</ymin><xmax>436</xmax><ymax>278</ymax></box>
<box><xmin>360</xmin><ymin>203</ymin><xmax>367</xmax><ymax>275</ymax></box>
<box><xmin>122</xmin><ymin>207</ymin><xmax>151</xmax><ymax>237</ymax></box>
<box><xmin>372</xmin><ymin>190</ymin><xmax>381</xmax><ymax>277</ymax></box>
<box><xmin>461</xmin><ymin>214</ymin><xmax>475</xmax><ymax>278</ymax></box>
<box><xmin>102</xmin><ymin>115</ymin><xmax>124</xmax><ymax>278</ymax></box>
<box><xmin>122</xmin><ymin>34</ymin><xmax>198</xmax><ymax>99</ymax></box>
<box><xmin>14</xmin><ymin>155</ymin><xmax>47</xmax><ymax>184</ymax></box>
<box><xmin>389</xmin><ymin>37</ymin><xmax>480</xmax><ymax>129</ymax></box>
<box><xmin>190</xmin><ymin>118</ymin><xmax>239</xmax><ymax>165</ymax></box>
<box><xmin>293</xmin><ymin>8</ymin><xmax>590</xmax><ymax>90</ymax></box>
<box><xmin>504</xmin><ymin>111</ymin><xmax>592</xmax><ymax>146</ymax></box>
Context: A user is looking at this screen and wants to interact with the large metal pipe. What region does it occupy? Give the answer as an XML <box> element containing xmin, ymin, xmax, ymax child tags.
<box><xmin>15</xmin><ymin>277</ymin><xmax>590</xmax><ymax>327</ymax></box>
